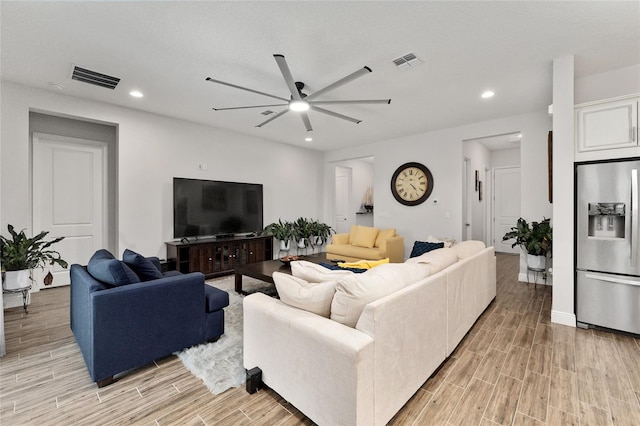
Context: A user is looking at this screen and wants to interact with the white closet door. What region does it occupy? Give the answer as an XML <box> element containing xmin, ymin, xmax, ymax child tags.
<box><xmin>493</xmin><ymin>167</ymin><xmax>521</xmax><ymax>254</ymax></box>
<box><xmin>32</xmin><ymin>133</ymin><xmax>107</xmax><ymax>289</ymax></box>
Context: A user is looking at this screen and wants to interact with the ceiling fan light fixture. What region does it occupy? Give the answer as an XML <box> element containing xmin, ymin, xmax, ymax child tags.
<box><xmin>289</xmin><ymin>100</ymin><xmax>310</xmax><ymax>112</ymax></box>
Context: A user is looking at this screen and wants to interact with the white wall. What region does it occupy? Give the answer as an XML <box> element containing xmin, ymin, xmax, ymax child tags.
<box><xmin>1</xmin><ymin>81</ymin><xmax>324</xmax><ymax>260</ymax></box>
<box><xmin>491</xmin><ymin>148</ymin><xmax>520</xmax><ymax>168</ymax></box>
<box><xmin>463</xmin><ymin>141</ymin><xmax>491</xmax><ymax>242</ymax></box>
<box><xmin>324</xmin><ymin>110</ymin><xmax>552</xmax><ymax>259</ymax></box>
<box><xmin>575</xmin><ymin>64</ymin><xmax>640</xmax><ymax>105</ymax></box>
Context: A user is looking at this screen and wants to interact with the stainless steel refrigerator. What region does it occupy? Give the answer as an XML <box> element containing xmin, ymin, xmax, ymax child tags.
<box><xmin>576</xmin><ymin>159</ymin><xmax>640</xmax><ymax>335</ymax></box>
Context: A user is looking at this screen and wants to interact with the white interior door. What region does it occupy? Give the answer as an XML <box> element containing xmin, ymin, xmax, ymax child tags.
<box><xmin>493</xmin><ymin>167</ymin><xmax>521</xmax><ymax>253</ymax></box>
<box><xmin>334</xmin><ymin>166</ymin><xmax>352</xmax><ymax>234</ymax></box>
<box><xmin>463</xmin><ymin>159</ymin><xmax>472</xmax><ymax>240</ymax></box>
<box><xmin>33</xmin><ymin>133</ymin><xmax>107</xmax><ymax>289</ymax></box>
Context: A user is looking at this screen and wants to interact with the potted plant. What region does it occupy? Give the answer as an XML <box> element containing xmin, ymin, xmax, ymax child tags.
<box><xmin>1</xmin><ymin>224</ymin><xmax>69</xmax><ymax>291</ymax></box>
<box><xmin>292</xmin><ymin>217</ymin><xmax>312</xmax><ymax>250</ymax></box>
<box><xmin>308</xmin><ymin>220</ymin><xmax>335</xmax><ymax>253</ymax></box>
<box><xmin>502</xmin><ymin>217</ymin><xmax>552</xmax><ymax>269</ymax></box>
<box><xmin>263</xmin><ymin>219</ymin><xmax>294</xmax><ymax>252</ymax></box>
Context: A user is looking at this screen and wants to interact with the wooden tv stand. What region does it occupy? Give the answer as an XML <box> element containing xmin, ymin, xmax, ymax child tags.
<box><xmin>165</xmin><ymin>235</ymin><xmax>273</xmax><ymax>278</ymax></box>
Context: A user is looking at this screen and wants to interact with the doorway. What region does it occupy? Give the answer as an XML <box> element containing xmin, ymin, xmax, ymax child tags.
<box><xmin>334</xmin><ymin>166</ymin><xmax>352</xmax><ymax>234</ymax></box>
<box><xmin>463</xmin><ymin>132</ymin><xmax>521</xmax><ymax>249</ymax></box>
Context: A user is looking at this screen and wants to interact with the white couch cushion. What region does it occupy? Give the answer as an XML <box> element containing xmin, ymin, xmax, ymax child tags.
<box><xmin>291</xmin><ymin>260</ymin><xmax>354</xmax><ymax>283</ymax></box>
<box><xmin>331</xmin><ymin>263</ymin><xmax>430</xmax><ymax>327</ymax></box>
<box><xmin>405</xmin><ymin>247</ymin><xmax>458</xmax><ymax>274</ymax></box>
<box><xmin>452</xmin><ymin>240</ymin><xmax>486</xmax><ymax>259</ymax></box>
<box><xmin>273</xmin><ymin>272</ymin><xmax>337</xmax><ymax>317</ymax></box>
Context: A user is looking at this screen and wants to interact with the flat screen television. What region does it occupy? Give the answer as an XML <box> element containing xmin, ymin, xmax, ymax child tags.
<box><xmin>173</xmin><ymin>177</ymin><xmax>263</xmax><ymax>239</ymax></box>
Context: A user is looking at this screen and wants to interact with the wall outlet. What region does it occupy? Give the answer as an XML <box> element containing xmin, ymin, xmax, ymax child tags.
<box><xmin>198</xmin><ymin>163</ymin><xmax>207</xmax><ymax>171</ymax></box>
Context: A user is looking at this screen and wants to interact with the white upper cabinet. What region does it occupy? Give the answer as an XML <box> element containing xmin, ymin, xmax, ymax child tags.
<box><xmin>576</xmin><ymin>96</ymin><xmax>638</xmax><ymax>154</ymax></box>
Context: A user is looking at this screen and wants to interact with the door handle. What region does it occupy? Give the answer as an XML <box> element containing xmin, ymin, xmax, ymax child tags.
<box><xmin>585</xmin><ymin>273</ymin><xmax>640</xmax><ymax>287</ymax></box>
<box><xmin>632</xmin><ymin>169</ymin><xmax>638</xmax><ymax>267</ymax></box>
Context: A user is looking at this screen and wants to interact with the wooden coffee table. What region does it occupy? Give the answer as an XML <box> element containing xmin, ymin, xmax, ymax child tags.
<box><xmin>234</xmin><ymin>252</ymin><xmax>329</xmax><ymax>295</ymax></box>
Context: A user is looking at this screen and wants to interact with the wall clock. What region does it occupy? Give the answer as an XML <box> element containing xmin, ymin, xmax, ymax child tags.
<box><xmin>390</xmin><ymin>162</ymin><xmax>434</xmax><ymax>206</ymax></box>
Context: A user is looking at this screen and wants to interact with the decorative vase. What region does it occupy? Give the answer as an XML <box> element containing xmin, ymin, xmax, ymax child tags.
<box><xmin>527</xmin><ymin>254</ymin><xmax>546</xmax><ymax>270</ymax></box>
<box><xmin>3</xmin><ymin>269</ymin><xmax>32</xmax><ymax>290</ymax></box>
<box><xmin>297</xmin><ymin>238</ymin><xmax>306</xmax><ymax>249</ymax></box>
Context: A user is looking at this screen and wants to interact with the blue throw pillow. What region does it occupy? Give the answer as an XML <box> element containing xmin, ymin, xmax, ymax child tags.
<box><xmin>87</xmin><ymin>249</ymin><xmax>141</xmax><ymax>287</ymax></box>
<box><xmin>122</xmin><ymin>249</ymin><xmax>163</xmax><ymax>281</ymax></box>
<box><xmin>410</xmin><ymin>241</ymin><xmax>445</xmax><ymax>258</ymax></box>
<box><xmin>319</xmin><ymin>262</ymin><xmax>367</xmax><ymax>273</ymax></box>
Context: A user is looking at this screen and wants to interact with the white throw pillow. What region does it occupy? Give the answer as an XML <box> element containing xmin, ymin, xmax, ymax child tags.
<box><xmin>452</xmin><ymin>240</ymin><xmax>486</xmax><ymax>259</ymax></box>
<box><xmin>290</xmin><ymin>260</ymin><xmax>354</xmax><ymax>283</ymax></box>
<box><xmin>330</xmin><ymin>263</ymin><xmax>430</xmax><ymax>327</ymax></box>
<box><xmin>405</xmin><ymin>247</ymin><xmax>458</xmax><ymax>274</ymax></box>
<box><xmin>273</xmin><ymin>272</ymin><xmax>337</xmax><ymax>317</ymax></box>
<box><xmin>427</xmin><ymin>234</ymin><xmax>455</xmax><ymax>248</ymax></box>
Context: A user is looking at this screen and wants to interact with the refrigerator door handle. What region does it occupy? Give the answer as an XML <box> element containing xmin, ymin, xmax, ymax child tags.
<box><xmin>585</xmin><ymin>273</ymin><xmax>640</xmax><ymax>288</ymax></box>
<box><xmin>632</xmin><ymin>169</ymin><xmax>638</xmax><ymax>267</ymax></box>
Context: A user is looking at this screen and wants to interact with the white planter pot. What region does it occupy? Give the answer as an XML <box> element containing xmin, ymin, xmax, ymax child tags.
<box><xmin>3</xmin><ymin>269</ymin><xmax>32</xmax><ymax>290</ymax></box>
<box><xmin>279</xmin><ymin>240</ymin><xmax>291</xmax><ymax>251</ymax></box>
<box><xmin>527</xmin><ymin>254</ymin><xmax>546</xmax><ymax>270</ymax></box>
<box><xmin>297</xmin><ymin>238</ymin><xmax>306</xmax><ymax>249</ymax></box>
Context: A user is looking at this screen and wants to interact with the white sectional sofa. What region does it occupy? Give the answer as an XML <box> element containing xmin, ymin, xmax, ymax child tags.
<box><xmin>243</xmin><ymin>241</ymin><xmax>496</xmax><ymax>426</ymax></box>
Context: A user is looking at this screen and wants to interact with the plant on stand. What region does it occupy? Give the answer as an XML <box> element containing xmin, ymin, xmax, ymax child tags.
<box><xmin>502</xmin><ymin>217</ymin><xmax>552</xmax><ymax>269</ymax></box>
<box><xmin>308</xmin><ymin>220</ymin><xmax>335</xmax><ymax>254</ymax></box>
<box><xmin>0</xmin><ymin>224</ymin><xmax>68</xmax><ymax>313</ymax></box>
<box><xmin>292</xmin><ymin>217</ymin><xmax>312</xmax><ymax>255</ymax></box>
<box><xmin>263</xmin><ymin>219</ymin><xmax>294</xmax><ymax>254</ymax></box>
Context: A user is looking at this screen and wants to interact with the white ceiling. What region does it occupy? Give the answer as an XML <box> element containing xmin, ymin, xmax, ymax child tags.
<box><xmin>2</xmin><ymin>1</ymin><xmax>639</xmax><ymax>151</ymax></box>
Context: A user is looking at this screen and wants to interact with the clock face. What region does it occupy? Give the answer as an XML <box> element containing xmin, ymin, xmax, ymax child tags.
<box><xmin>391</xmin><ymin>162</ymin><xmax>434</xmax><ymax>206</ymax></box>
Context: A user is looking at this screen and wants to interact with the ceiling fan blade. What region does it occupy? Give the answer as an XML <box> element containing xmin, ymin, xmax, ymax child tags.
<box><xmin>310</xmin><ymin>105</ymin><xmax>361</xmax><ymax>124</ymax></box>
<box><xmin>300</xmin><ymin>112</ymin><xmax>313</xmax><ymax>132</ymax></box>
<box><xmin>273</xmin><ymin>54</ymin><xmax>302</xmax><ymax>101</ymax></box>
<box><xmin>255</xmin><ymin>109</ymin><xmax>289</xmax><ymax>128</ymax></box>
<box><xmin>206</xmin><ymin>77</ymin><xmax>288</xmax><ymax>102</ymax></box>
<box><xmin>306</xmin><ymin>66</ymin><xmax>372</xmax><ymax>101</ymax></box>
<box><xmin>310</xmin><ymin>99</ymin><xmax>391</xmax><ymax>106</ymax></box>
<box><xmin>212</xmin><ymin>103</ymin><xmax>287</xmax><ymax>111</ymax></box>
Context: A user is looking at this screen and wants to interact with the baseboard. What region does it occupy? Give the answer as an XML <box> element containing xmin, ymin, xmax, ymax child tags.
<box><xmin>551</xmin><ymin>310</ymin><xmax>576</xmax><ymax>327</ymax></box>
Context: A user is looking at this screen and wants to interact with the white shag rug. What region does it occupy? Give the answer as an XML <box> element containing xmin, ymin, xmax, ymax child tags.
<box><xmin>176</xmin><ymin>275</ymin><xmax>275</xmax><ymax>395</ymax></box>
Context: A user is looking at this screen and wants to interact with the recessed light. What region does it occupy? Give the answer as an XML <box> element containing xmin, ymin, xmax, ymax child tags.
<box><xmin>481</xmin><ymin>91</ymin><xmax>495</xmax><ymax>99</ymax></box>
<box><xmin>129</xmin><ymin>90</ymin><xmax>144</xmax><ymax>98</ymax></box>
<box><xmin>305</xmin><ymin>137</ymin><xmax>313</xmax><ymax>142</ymax></box>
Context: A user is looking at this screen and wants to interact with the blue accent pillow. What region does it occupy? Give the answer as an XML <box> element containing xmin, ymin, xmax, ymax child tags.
<box><xmin>319</xmin><ymin>262</ymin><xmax>367</xmax><ymax>273</ymax></box>
<box><xmin>87</xmin><ymin>249</ymin><xmax>141</xmax><ymax>287</ymax></box>
<box><xmin>122</xmin><ymin>249</ymin><xmax>163</xmax><ymax>281</ymax></box>
<box><xmin>410</xmin><ymin>241</ymin><xmax>445</xmax><ymax>258</ymax></box>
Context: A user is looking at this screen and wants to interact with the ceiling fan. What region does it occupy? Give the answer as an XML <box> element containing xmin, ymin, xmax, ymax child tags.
<box><xmin>206</xmin><ymin>54</ymin><xmax>391</xmax><ymax>132</ymax></box>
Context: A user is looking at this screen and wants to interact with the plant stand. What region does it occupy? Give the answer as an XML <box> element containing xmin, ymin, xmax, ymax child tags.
<box><xmin>3</xmin><ymin>285</ymin><xmax>32</xmax><ymax>314</ymax></box>
<box><xmin>526</xmin><ymin>266</ymin><xmax>547</xmax><ymax>290</ymax></box>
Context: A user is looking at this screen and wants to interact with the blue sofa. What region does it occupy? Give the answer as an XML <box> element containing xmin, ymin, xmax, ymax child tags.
<box><xmin>70</xmin><ymin>249</ymin><xmax>229</xmax><ymax>387</ymax></box>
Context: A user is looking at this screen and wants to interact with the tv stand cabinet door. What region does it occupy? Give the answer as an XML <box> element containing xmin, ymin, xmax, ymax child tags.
<box><xmin>248</xmin><ymin>239</ymin><xmax>266</xmax><ymax>263</ymax></box>
<box><xmin>190</xmin><ymin>245</ymin><xmax>215</xmax><ymax>275</ymax></box>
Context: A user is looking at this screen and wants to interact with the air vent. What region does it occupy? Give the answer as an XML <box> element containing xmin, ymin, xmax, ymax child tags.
<box><xmin>70</xmin><ymin>65</ymin><xmax>120</xmax><ymax>89</ymax></box>
<box><xmin>261</xmin><ymin>110</ymin><xmax>274</xmax><ymax>116</ymax></box>
<box><xmin>392</xmin><ymin>53</ymin><xmax>423</xmax><ymax>70</ymax></box>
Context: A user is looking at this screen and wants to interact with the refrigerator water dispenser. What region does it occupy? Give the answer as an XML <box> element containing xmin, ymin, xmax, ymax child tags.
<box><xmin>587</xmin><ymin>203</ymin><xmax>625</xmax><ymax>238</ymax></box>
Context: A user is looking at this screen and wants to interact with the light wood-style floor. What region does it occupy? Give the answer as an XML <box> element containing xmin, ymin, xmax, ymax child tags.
<box><xmin>1</xmin><ymin>254</ymin><xmax>639</xmax><ymax>425</ymax></box>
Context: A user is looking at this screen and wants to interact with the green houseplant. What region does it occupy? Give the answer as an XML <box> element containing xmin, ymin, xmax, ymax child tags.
<box><xmin>1</xmin><ymin>224</ymin><xmax>68</xmax><ymax>290</ymax></box>
<box><xmin>263</xmin><ymin>219</ymin><xmax>294</xmax><ymax>252</ymax></box>
<box><xmin>502</xmin><ymin>217</ymin><xmax>552</xmax><ymax>268</ymax></box>
<box><xmin>308</xmin><ymin>219</ymin><xmax>335</xmax><ymax>253</ymax></box>
<box><xmin>292</xmin><ymin>217</ymin><xmax>313</xmax><ymax>250</ymax></box>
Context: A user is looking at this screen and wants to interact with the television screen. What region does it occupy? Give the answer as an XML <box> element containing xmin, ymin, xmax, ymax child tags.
<box><xmin>173</xmin><ymin>178</ymin><xmax>263</xmax><ymax>239</ymax></box>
